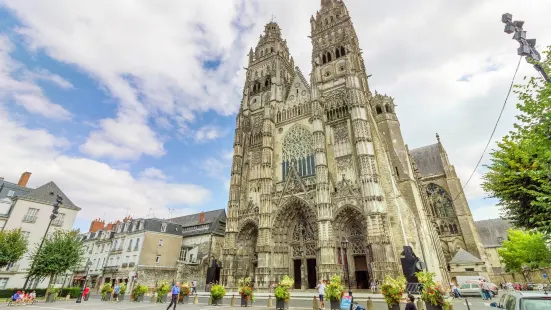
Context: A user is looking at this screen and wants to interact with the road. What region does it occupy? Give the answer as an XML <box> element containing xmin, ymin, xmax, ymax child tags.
<box><xmin>4</xmin><ymin>295</ymin><xmax>493</xmax><ymax>310</ymax></box>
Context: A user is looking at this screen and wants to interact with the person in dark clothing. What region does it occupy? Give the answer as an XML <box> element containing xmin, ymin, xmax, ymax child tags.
<box><xmin>166</xmin><ymin>282</ymin><xmax>180</xmax><ymax>310</ymax></box>
<box><xmin>405</xmin><ymin>294</ymin><xmax>417</xmax><ymax>310</ymax></box>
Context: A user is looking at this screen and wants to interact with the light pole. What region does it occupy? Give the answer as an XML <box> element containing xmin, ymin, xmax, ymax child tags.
<box><xmin>76</xmin><ymin>260</ymin><xmax>93</xmax><ymax>303</ymax></box>
<box><xmin>22</xmin><ymin>193</ymin><xmax>63</xmax><ymax>290</ymax></box>
<box><xmin>501</xmin><ymin>13</ymin><xmax>550</xmax><ymax>84</ymax></box>
<box><xmin>341</xmin><ymin>238</ymin><xmax>352</xmax><ymax>302</ymax></box>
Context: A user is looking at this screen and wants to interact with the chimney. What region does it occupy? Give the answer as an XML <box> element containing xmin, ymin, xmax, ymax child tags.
<box><xmin>17</xmin><ymin>172</ymin><xmax>32</xmax><ymax>187</ymax></box>
<box><xmin>89</xmin><ymin>218</ymin><xmax>105</xmax><ymax>233</ymax></box>
<box><xmin>199</xmin><ymin>211</ymin><xmax>205</xmax><ymax>223</ymax></box>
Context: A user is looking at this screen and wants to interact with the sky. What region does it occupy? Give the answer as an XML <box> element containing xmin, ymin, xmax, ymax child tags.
<box><xmin>0</xmin><ymin>0</ymin><xmax>549</xmax><ymax>232</ymax></box>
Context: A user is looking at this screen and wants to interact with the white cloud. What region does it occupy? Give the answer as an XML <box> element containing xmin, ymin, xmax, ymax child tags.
<box><xmin>13</xmin><ymin>93</ymin><xmax>72</xmax><ymax>120</ymax></box>
<box><xmin>200</xmin><ymin>149</ymin><xmax>233</xmax><ymax>188</ymax></box>
<box><xmin>0</xmin><ymin>109</ymin><xmax>211</xmax><ymax>224</ymax></box>
<box><xmin>25</xmin><ymin>68</ymin><xmax>73</xmax><ymax>89</ymax></box>
<box><xmin>194</xmin><ymin>125</ymin><xmax>227</xmax><ymax>143</ymax></box>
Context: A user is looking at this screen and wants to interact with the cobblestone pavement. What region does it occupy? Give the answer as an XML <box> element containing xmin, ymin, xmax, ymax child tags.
<box><xmin>0</xmin><ymin>297</ymin><xmax>492</xmax><ymax>310</ymax></box>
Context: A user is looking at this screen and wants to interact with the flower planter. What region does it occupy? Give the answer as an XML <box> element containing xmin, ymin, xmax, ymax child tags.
<box><xmin>241</xmin><ymin>296</ymin><xmax>252</xmax><ymax>307</ymax></box>
<box><xmin>425</xmin><ymin>302</ymin><xmax>443</xmax><ymax>310</ymax></box>
<box><xmin>46</xmin><ymin>293</ymin><xmax>55</xmax><ymax>303</ymax></box>
<box><xmin>330</xmin><ymin>300</ymin><xmax>341</xmax><ymax>310</ymax></box>
<box><xmin>276</xmin><ymin>299</ymin><xmax>288</xmax><ymax>310</ymax></box>
<box><xmin>133</xmin><ymin>295</ymin><xmax>144</xmax><ymax>302</ymax></box>
<box><xmin>102</xmin><ymin>294</ymin><xmax>111</xmax><ymax>301</ymax></box>
<box><xmin>158</xmin><ymin>295</ymin><xmax>168</xmax><ymax>303</ymax></box>
<box><xmin>180</xmin><ymin>295</ymin><xmax>189</xmax><ymax>304</ymax></box>
<box><xmin>212</xmin><ymin>297</ymin><xmax>223</xmax><ymax>305</ymax></box>
<box><xmin>387</xmin><ymin>303</ymin><xmax>400</xmax><ymax>310</ymax></box>
<box><xmin>119</xmin><ymin>294</ymin><xmax>125</xmax><ymax>301</ymax></box>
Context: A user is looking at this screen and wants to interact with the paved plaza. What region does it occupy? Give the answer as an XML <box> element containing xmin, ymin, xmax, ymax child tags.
<box><xmin>0</xmin><ymin>295</ymin><xmax>494</xmax><ymax>310</ymax></box>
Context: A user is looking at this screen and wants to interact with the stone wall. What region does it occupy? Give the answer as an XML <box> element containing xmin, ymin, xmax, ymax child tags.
<box><xmin>135</xmin><ymin>266</ymin><xmax>177</xmax><ymax>289</ymax></box>
<box><xmin>493</xmin><ymin>267</ymin><xmax>551</xmax><ymax>284</ymax></box>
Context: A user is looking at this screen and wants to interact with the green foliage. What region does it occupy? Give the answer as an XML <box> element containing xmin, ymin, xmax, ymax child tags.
<box><xmin>60</xmin><ymin>287</ymin><xmax>82</xmax><ymax>298</ymax></box>
<box><xmin>101</xmin><ymin>283</ymin><xmax>113</xmax><ymax>297</ymax></box>
<box><xmin>483</xmin><ymin>45</ymin><xmax>551</xmax><ymax>234</ymax></box>
<box><xmin>238</xmin><ymin>277</ymin><xmax>253</xmax><ymax>298</ymax></box>
<box><xmin>498</xmin><ymin>229</ymin><xmax>551</xmax><ymax>272</ymax></box>
<box><xmin>0</xmin><ymin>229</ymin><xmax>28</xmax><ymax>269</ymax></box>
<box><xmin>210</xmin><ymin>284</ymin><xmax>226</xmax><ymax>299</ymax></box>
<box><xmin>180</xmin><ymin>283</ymin><xmax>191</xmax><ymax>295</ymax></box>
<box><xmin>132</xmin><ymin>284</ymin><xmax>148</xmax><ymax>296</ymax></box>
<box><xmin>0</xmin><ymin>289</ymin><xmax>47</xmax><ymax>298</ymax></box>
<box><xmin>380</xmin><ymin>275</ymin><xmax>406</xmax><ymax>305</ymax></box>
<box><xmin>119</xmin><ymin>283</ymin><xmax>127</xmax><ymax>295</ymax></box>
<box><xmin>156</xmin><ymin>281</ymin><xmax>170</xmax><ymax>301</ymax></box>
<box><xmin>274</xmin><ymin>275</ymin><xmax>294</xmax><ymax>301</ymax></box>
<box><xmin>416</xmin><ymin>271</ymin><xmax>445</xmax><ymax>306</ymax></box>
<box><xmin>27</xmin><ymin>230</ymin><xmax>84</xmax><ymax>282</ymax></box>
<box><xmin>325</xmin><ymin>276</ymin><xmax>345</xmax><ymax>302</ymax></box>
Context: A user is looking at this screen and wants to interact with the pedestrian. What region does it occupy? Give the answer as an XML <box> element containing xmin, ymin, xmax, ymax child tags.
<box><xmin>405</xmin><ymin>294</ymin><xmax>417</xmax><ymax>310</ymax></box>
<box><xmin>113</xmin><ymin>282</ymin><xmax>121</xmax><ymax>302</ymax></box>
<box><xmin>166</xmin><ymin>282</ymin><xmax>180</xmax><ymax>310</ymax></box>
<box><xmin>192</xmin><ymin>280</ymin><xmax>197</xmax><ymax>295</ymax></box>
<box><xmin>316</xmin><ymin>280</ymin><xmax>326</xmax><ymax>309</ymax></box>
<box><xmin>83</xmin><ymin>286</ymin><xmax>90</xmax><ymax>301</ymax></box>
<box><xmin>450</xmin><ymin>282</ymin><xmax>461</xmax><ymax>299</ymax></box>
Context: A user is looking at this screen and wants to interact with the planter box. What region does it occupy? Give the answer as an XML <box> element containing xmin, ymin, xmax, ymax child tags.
<box><xmin>133</xmin><ymin>295</ymin><xmax>144</xmax><ymax>302</ymax></box>
<box><xmin>46</xmin><ymin>293</ymin><xmax>55</xmax><ymax>303</ymax></box>
<box><xmin>425</xmin><ymin>302</ymin><xmax>443</xmax><ymax>310</ymax></box>
<box><xmin>276</xmin><ymin>299</ymin><xmax>288</xmax><ymax>310</ymax></box>
<box><xmin>330</xmin><ymin>300</ymin><xmax>341</xmax><ymax>310</ymax></box>
<box><xmin>180</xmin><ymin>295</ymin><xmax>189</xmax><ymax>304</ymax></box>
<box><xmin>387</xmin><ymin>303</ymin><xmax>400</xmax><ymax>310</ymax></box>
<box><xmin>158</xmin><ymin>295</ymin><xmax>168</xmax><ymax>303</ymax></box>
<box><xmin>241</xmin><ymin>296</ymin><xmax>252</xmax><ymax>307</ymax></box>
<box><xmin>212</xmin><ymin>297</ymin><xmax>223</xmax><ymax>306</ymax></box>
<box><xmin>119</xmin><ymin>294</ymin><xmax>125</xmax><ymax>301</ymax></box>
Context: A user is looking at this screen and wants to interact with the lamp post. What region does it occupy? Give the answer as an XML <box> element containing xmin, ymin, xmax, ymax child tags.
<box><xmin>341</xmin><ymin>238</ymin><xmax>352</xmax><ymax>301</ymax></box>
<box><xmin>22</xmin><ymin>193</ymin><xmax>63</xmax><ymax>290</ymax></box>
<box><xmin>501</xmin><ymin>13</ymin><xmax>550</xmax><ymax>84</ymax></box>
<box><xmin>76</xmin><ymin>260</ymin><xmax>93</xmax><ymax>303</ymax></box>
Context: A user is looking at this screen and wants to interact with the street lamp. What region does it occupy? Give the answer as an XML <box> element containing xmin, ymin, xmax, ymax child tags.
<box><xmin>501</xmin><ymin>13</ymin><xmax>550</xmax><ymax>84</ymax></box>
<box><xmin>22</xmin><ymin>193</ymin><xmax>63</xmax><ymax>290</ymax></box>
<box><xmin>341</xmin><ymin>238</ymin><xmax>352</xmax><ymax>300</ymax></box>
<box><xmin>76</xmin><ymin>260</ymin><xmax>93</xmax><ymax>303</ymax></box>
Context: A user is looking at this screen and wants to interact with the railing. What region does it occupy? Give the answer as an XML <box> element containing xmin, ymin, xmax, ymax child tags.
<box><xmin>121</xmin><ymin>263</ymin><xmax>128</xmax><ymax>268</ymax></box>
<box><xmin>129</xmin><ymin>262</ymin><xmax>135</xmax><ymax>267</ymax></box>
<box><xmin>103</xmin><ymin>266</ymin><xmax>119</xmax><ymax>272</ymax></box>
<box><xmin>110</xmin><ymin>248</ymin><xmax>122</xmax><ymax>254</ymax></box>
<box><xmin>52</xmin><ymin>219</ymin><xmax>64</xmax><ymax>227</ymax></box>
<box><xmin>406</xmin><ymin>283</ymin><xmax>422</xmax><ymax>294</ymax></box>
<box><xmin>22</xmin><ymin>215</ymin><xmax>37</xmax><ymax>223</ymax></box>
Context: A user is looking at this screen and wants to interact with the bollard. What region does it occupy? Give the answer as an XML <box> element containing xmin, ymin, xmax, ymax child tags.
<box><xmin>312</xmin><ymin>296</ymin><xmax>319</xmax><ymax>310</ymax></box>
<box><xmin>416</xmin><ymin>297</ymin><xmax>425</xmax><ymax>310</ymax></box>
<box><xmin>66</xmin><ymin>294</ymin><xmax>70</xmax><ymax>301</ymax></box>
<box><xmin>267</xmin><ymin>295</ymin><xmax>273</xmax><ymax>308</ymax></box>
<box><xmin>231</xmin><ymin>294</ymin><xmax>236</xmax><ymax>307</ymax></box>
<box><xmin>366</xmin><ymin>297</ymin><xmax>374</xmax><ymax>310</ymax></box>
<box><xmin>449</xmin><ymin>303</ymin><xmax>454</xmax><ymax>310</ymax></box>
<box><xmin>194</xmin><ymin>295</ymin><xmax>199</xmax><ymax>304</ymax></box>
<box><xmin>208</xmin><ymin>296</ymin><xmax>212</xmax><ymax>305</ymax></box>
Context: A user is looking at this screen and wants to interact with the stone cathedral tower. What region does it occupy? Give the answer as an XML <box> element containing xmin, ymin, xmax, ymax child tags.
<box><xmin>222</xmin><ymin>0</ymin><xmax>452</xmax><ymax>290</ymax></box>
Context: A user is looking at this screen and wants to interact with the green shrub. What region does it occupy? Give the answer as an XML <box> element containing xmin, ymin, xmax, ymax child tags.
<box><xmin>325</xmin><ymin>276</ymin><xmax>344</xmax><ymax>301</ymax></box>
<box><xmin>210</xmin><ymin>284</ymin><xmax>226</xmax><ymax>299</ymax></box>
<box><xmin>0</xmin><ymin>289</ymin><xmax>47</xmax><ymax>298</ymax></box>
<box><xmin>60</xmin><ymin>287</ymin><xmax>82</xmax><ymax>298</ymax></box>
<box><xmin>119</xmin><ymin>283</ymin><xmax>127</xmax><ymax>295</ymax></box>
<box><xmin>132</xmin><ymin>284</ymin><xmax>148</xmax><ymax>297</ymax></box>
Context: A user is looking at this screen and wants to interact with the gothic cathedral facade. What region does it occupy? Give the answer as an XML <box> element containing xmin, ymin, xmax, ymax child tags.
<box><xmin>222</xmin><ymin>0</ymin><xmax>488</xmax><ymax>290</ymax></box>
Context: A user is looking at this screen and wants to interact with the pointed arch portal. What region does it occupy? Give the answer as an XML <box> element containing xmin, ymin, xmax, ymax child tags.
<box><xmin>272</xmin><ymin>197</ymin><xmax>318</xmax><ymax>289</ymax></box>
<box><xmin>236</xmin><ymin>221</ymin><xmax>258</xmax><ymax>281</ymax></box>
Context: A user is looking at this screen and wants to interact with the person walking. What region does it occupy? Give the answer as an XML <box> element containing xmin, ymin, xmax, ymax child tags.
<box><xmin>113</xmin><ymin>282</ymin><xmax>121</xmax><ymax>302</ymax></box>
<box><xmin>166</xmin><ymin>282</ymin><xmax>180</xmax><ymax>310</ymax></box>
<box><xmin>405</xmin><ymin>294</ymin><xmax>417</xmax><ymax>310</ymax></box>
<box><xmin>316</xmin><ymin>280</ymin><xmax>326</xmax><ymax>309</ymax></box>
<box><xmin>191</xmin><ymin>280</ymin><xmax>197</xmax><ymax>295</ymax></box>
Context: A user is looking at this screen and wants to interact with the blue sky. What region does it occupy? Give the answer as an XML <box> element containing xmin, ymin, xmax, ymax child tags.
<box><xmin>0</xmin><ymin>0</ymin><xmax>549</xmax><ymax>232</ymax></box>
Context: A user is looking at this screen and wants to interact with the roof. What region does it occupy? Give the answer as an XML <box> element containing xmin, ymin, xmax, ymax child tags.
<box><xmin>169</xmin><ymin>209</ymin><xmax>226</xmax><ymax>237</ymax></box>
<box><xmin>449</xmin><ymin>248</ymin><xmax>483</xmax><ymax>265</ymax></box>
<box><xmin>18</xmin><ymin>181</ymin><xmax>80</xmax><ymax>211</ymax></box>
<box><xmin>474</xmin><ymin>218</ymin><xmax>512</xmax><ymax>248</ymax></box>
<box><xmin>409</xmin><ymin>143</ymin><xmax>445</xmax><ymax>177</ymax></box>
<box><xmin>0</xmin><ymin>180</ymin><xmax>31</xmax><ymax>199</ymax></box>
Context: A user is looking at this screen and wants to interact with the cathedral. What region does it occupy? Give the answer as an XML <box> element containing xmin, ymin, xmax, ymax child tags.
<box><xmin>221</xmin><ymin>0</ymin><xmax>489</xmax><ymax>290</ymax></box>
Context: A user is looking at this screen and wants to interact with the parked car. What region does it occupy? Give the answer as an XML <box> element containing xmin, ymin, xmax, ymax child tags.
<box><xmin>459</xmin><ymin>281</ymin><xmax>498</xmax><ymax>297</ymax></box>
<box><xmin>491</xmin><ymin>291</ymin><xmax>551</xmax><ymax>309</ymax></box>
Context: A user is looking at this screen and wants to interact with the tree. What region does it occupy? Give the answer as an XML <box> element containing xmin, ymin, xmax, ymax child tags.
<box><xmin>27</xmin><ymin>230</ymin><xmax>84</xmax><ymax>289</ymax></box>
<box><xmin>498</xmin><ymin>229</ymin><xmax>551</xmax><ymax>276</ymax></box>
<box><xmin>0</xmin><ymin>229</ymin><xmax>28</xmax><ymax>269</ymax></box>
<box><xmin>482</xmin><ymin>45</ymin><xmax>551</xmax><ymax>233</ymax></box>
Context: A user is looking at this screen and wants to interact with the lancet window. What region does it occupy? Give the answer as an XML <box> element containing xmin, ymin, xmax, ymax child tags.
<box><xmin>282</xmin><ymin>125</ymin><xmax>315</xmax><ymax>181</ymax></box>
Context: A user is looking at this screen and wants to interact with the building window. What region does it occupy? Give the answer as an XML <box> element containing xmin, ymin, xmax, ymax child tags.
<box><xmin>7</xmin><ymin>190</ymin><xmax>14</xmax><ymax>197</ymax></box>
<box><xmin>155</xmin><ymin>256</ymin><xmax>161</xmax><ymax>264</ymax></box>
<box><xmin>179</xmin><ymin>247</ymin><xmax>190</xmax><ymax>261</ymax></box>
<box><xmin>101</xmin><ymin>244</ymin><xmax>105</xmax><ymax>252</ymax></box>
<box><xmin>0</xmin><ymin>278</ymin><xmax>9</xmax><ymax>289</ymax></box>
<box><xmin>161</xmin><ymin>223</ymin><xmax>167</xmax><ymax>232</ymax></box>
<box><xmin>52</xmin><ymin>213</ymin><xmax>65</xmax><ymax>227</ymax></box>
<box><xmin>127</xmin><ymin>240</ymin><xmax>133</xmax><ymax>251</ymax></box>
<box><xmin>21</xmin><ymin>231</ymin><xmax>30</xmax><ymax>240</ymax></box>
<box><xmin>158</xmin><ymin>239</ymin><xmax>163</xmax><ymax>247</ymax></box>
<box><xmin>134</xmin><ymin>238</ymin><xmax>140</xmax><ymax>251</ymax></box>
<box><xmin>465</xmin><ymin>268</ymin><xmax>475</xmax><ymax>272</ymax></box>
<box><xmin>23</xmin><ymin>208</ymin><xmax>39</xmax><ymax>223</ymax></box>
<box><xmin>139</xmin><ymin>221</ymin><xmax>144</xmax><ymax>230</ymax></box>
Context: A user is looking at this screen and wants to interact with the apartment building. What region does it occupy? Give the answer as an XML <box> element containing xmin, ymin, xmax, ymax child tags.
<box><xmin>0</xmin><ymin>172</ymin><xmax>80</xmax><ymax>289</ymax></box>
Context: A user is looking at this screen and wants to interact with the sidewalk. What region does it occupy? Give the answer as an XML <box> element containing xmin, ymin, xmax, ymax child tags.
<box><xmin>194</xmin><ymin>291</ymin><xmax>390</xmax><ymax>301</ymax></box>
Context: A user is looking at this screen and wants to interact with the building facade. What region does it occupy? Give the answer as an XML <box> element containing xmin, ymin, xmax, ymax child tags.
<box><xmin>222</xmin><ymin>0</ymin><xmax>489</xmax><ymax>290</ymax></box>
<box><xmin>474</xmin><ymin>219</ymin><xmax>511</xmax><ymax>275</ymax></box>
<box><xmin>0</xmin><ymin>172</ymin><xmax>80</xmax><ymax>289</ymax></box>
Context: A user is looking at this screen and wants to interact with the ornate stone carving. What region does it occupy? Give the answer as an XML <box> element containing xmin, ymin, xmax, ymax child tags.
<box><xmin>282</xmin><ymin>125</ymin><xmax>314</xmax><ymax>162</ymax></box>
<box><xmin>336</xmin><ymin>155</ymin><xmax>352</xmax><ymax>172</ymax></box>
<box><xmin>252</xmin><ymin>150</ymin><xmax>262</xmax><ymax>165</ymax></box>
<box><xmin>333</xmin><ymin>123</ymin><xmax>349</xmax><ymax>144</ymax></box>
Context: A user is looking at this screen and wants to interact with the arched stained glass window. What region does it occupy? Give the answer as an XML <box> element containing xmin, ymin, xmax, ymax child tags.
<box><xmin>282</xmin><ymin>125</ymin><xmax>315</xmax><ymax>180</ymax></box>
<box><xmin>426</xmin><ymin>183</ymin><xmax>455</xmax><ymax>218</ymax></box>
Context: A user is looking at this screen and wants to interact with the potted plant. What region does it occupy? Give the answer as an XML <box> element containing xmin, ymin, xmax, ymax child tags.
<box><xmin>101</xmin><ymin>283</ymin><xmax>113</xmax><ymax>301</ymax></box>
<box><xmin>380</xmin><ymin>275</ymin><xmax>406</xmax><ymax>310</ymax></box>
<box><xmin>118</xmin><ymin>283</ymin><xmax>127</xmax><ymax>301</ymax></box>
<box><xmin>46</xmin><ymin>285</ymin><xmax>59</xmax><ymax>303</ymax></box>
<box><xmin>416</xmin><ymin>271</ymin><xmax>445</xmax><ymax>310</ymax></box>
<box><xmin>238</xmin><ymin>277</ymin><xmax>254</xmax><ymax>307</ymax></box>
<box><xmin>179</xmin><ymin>283</ymin><xmax>191</xmax><ymax>304</ymax></box>
<box><xmin>210</xmin><ymin>284</ymin><xmax>226</xmax><ymax>305</ymax></box>
<box><xmin>325</xmin><ymin>276</ymin><xmax>345</xmax><ymax>310</ymax></box>
<box><xmin>156</xmin><ymin>281</ymin><xmax>171</xmax><ymax>303</ymax></box>
<box><xmin>132</xmin><ymin>284</ymin><xmax>148</xmax><ymax>302</ymax></box>
<box><xmin>274</xmin><ymin>275</ymin><xmax>294</xmax><ymax>310</ymax></box>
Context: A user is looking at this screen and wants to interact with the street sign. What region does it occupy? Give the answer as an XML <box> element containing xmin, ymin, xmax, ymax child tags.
<box><xmin>543</xmin><ymin>273</ymin><xmax>548</xmax><ymax>279</ymax></box>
